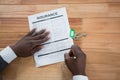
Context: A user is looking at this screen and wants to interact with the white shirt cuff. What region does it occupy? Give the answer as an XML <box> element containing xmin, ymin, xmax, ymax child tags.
<box><xmin>73</xmin><ymin>75</ymin><xmax>88</xmax><ymax>80</ymax></box>
<box><xmin>0</xmin><ymin>46</ymin><xmax>17</xmax><ymax>63</ymax></box>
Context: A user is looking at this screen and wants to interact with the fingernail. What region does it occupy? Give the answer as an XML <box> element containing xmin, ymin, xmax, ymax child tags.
<box><xmin>47</xmin><ymin>31</ymin><xmax>50</xmax><ymax>34</ymax></box>
<box><xmin>40</xmin><ymin>46</ymin><xmax>44</xmax><ymax>48</ymax></box>
<box><xmin>42</xmin><ymin>28</ymin><xmax>46</xmax><ymax>31</ymax></box>
<box><xmin>48</xmin><ymin>36</ymin><xmax>50</xmax><ymax>39</ymax></box>
<box><xmin>32</xmin><ymin>28</ymin><xmax>36</xmax><ymax>31</ymax></box>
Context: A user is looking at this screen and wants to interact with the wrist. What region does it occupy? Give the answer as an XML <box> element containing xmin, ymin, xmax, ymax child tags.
<box><xmin>10</xmin><ymin>45</ymin><xmax>19</xmax><ymax>57</ymax></box>
<box><xmin>73</xmin><ymin>71</ymin><xmax>86</xmax><ymax>76</ymax></box>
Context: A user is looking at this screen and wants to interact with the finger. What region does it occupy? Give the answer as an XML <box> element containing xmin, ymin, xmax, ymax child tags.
<box><xmin>64</xmin><ymin>53</ymin><xmax>72</xmax><ymax>62</ymax></box>
<box><xmin>34</xmin><ymin>36</ymin><xmax>50</xmax><ymax>45</ymax></box>
<box><xmin>32</xmin><ymin>31</ymin><xmax>50</xmax><ymax>40</ymax></box>
<box><xmin>32</xmin><ymin>29</ymin><xmax>46</xmax><ymax>37</ymax></box>
<box><xmin>64</xmin><ymin>53</ymin><xmax>74</xmax><ymax>67</ymax></box>
<box><xmin>71</xmin><ymin>45</ymin><xmax>82</xmax><ymax>57</ymax></box>
<box><xmin>68</xmin><ymin>50</ymin><xmax>78</xmax><ymax>60</ymax></box>
<box><xmin>69</xmin><ymin>49</ymin><xmax>74</xmax><ymax>57</ymax></box>
<box><xmin>64</xmin><ymin>53</ymin><xmax>69</xmax><ymax>61</ymax></box>
<box><xmin>77</xmin><ymin>45</ymin><xmax>85</xmax><ymax>54</ymax></box>
<box><xmin>64</xmin><ymin>53</ymin><xmax>69</xmax><ymax>63</ymax></box>
<box><xmin>32</xmin><ymin>46</ymin><xmax>43</xmax><ymax>54</ymax></box>
<box><xmin>26</xmin><ymin>28</ymin><xmax>36</xmax><ymax>36</ymax></box>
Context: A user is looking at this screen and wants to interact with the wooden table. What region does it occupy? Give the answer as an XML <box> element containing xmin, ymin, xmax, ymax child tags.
<box><xmin>0</xmin><ymin>0</ymin><xmax>120</xmax><ymax>80</ymax></box>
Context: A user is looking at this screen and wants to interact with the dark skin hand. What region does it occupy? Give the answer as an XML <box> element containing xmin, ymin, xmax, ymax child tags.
<box><xmin>11</xmin><ymin>28</ymin><xmax>50</xmax><ymax>57</ymax></box>
<box><xmin>0</xmin><ymin>29</ymin><xmax>49</xmax><ymax>80</ymax></box>
<box><xmin>64</xmin><ymin>45</ymin><xmax>86</xmax><ymax>76</ymax></box>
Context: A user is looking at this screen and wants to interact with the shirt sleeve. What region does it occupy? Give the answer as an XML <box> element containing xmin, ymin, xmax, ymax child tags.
<box><xmin>0</xmin><ymin>46</ymin><xmax>17</xmax><ymax>63</ymax></box>
<box><xmin>73</xmin><ymin>75</ymin><xmax>88</xmax><ymax>80</ymax></box>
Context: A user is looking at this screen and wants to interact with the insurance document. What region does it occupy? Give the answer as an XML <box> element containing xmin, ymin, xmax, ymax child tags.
<box><xmin>28</xmin><ymin>7</ymin><xmax>73</xmax><ymax>67</ymax></box>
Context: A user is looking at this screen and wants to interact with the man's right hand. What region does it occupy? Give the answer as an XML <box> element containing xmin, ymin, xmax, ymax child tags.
<box><xmin>64</xmin><ymin>45</ymin><xmax>86</xmax><ymax>76</ymax></box>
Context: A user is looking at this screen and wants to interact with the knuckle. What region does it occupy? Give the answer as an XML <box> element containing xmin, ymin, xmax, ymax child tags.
<box><xmin>29</xmin><ymin>40</ymin><xmax>34</xmax><ymax>45</ymax></box>
<box><xmin>83</xmin><ymin>53</ymin><xmax>86</xmax><ymax>57</ymax></box>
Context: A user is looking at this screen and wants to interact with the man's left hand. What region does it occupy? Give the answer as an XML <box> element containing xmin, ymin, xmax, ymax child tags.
<box><xmin>11</xmin><ymin>28</ymin><xmax>49</xmax><ymax>57</ymax></box>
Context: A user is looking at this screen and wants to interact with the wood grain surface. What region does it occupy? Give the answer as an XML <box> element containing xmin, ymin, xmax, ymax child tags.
<box><xmin>0</xmin><ymin>0</ymin><xmax>120</xmax><ymax>80</ymax></box>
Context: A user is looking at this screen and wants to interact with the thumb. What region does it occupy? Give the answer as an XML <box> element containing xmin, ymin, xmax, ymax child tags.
<box><xmin>32</xmin><ymin>46</ymin><xmax>44</xmax><ymax>54</ymax></box>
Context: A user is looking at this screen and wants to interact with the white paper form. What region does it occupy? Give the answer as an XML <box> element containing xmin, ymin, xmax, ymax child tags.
<box><xmin>28</xmin><ymin>7</ymin><xmax>73</xmax><ymax>67</ymax></box>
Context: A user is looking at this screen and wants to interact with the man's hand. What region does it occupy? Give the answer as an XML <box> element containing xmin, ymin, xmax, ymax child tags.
<box><xmin>64</xmin><ymin>45</ymin><xmax>86</xmax><ymax>76</ymax></box>
<box><xmin>11</xmin><ymin>28</ymin><xmax>49</xmax><ymax>57</ymax></box>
